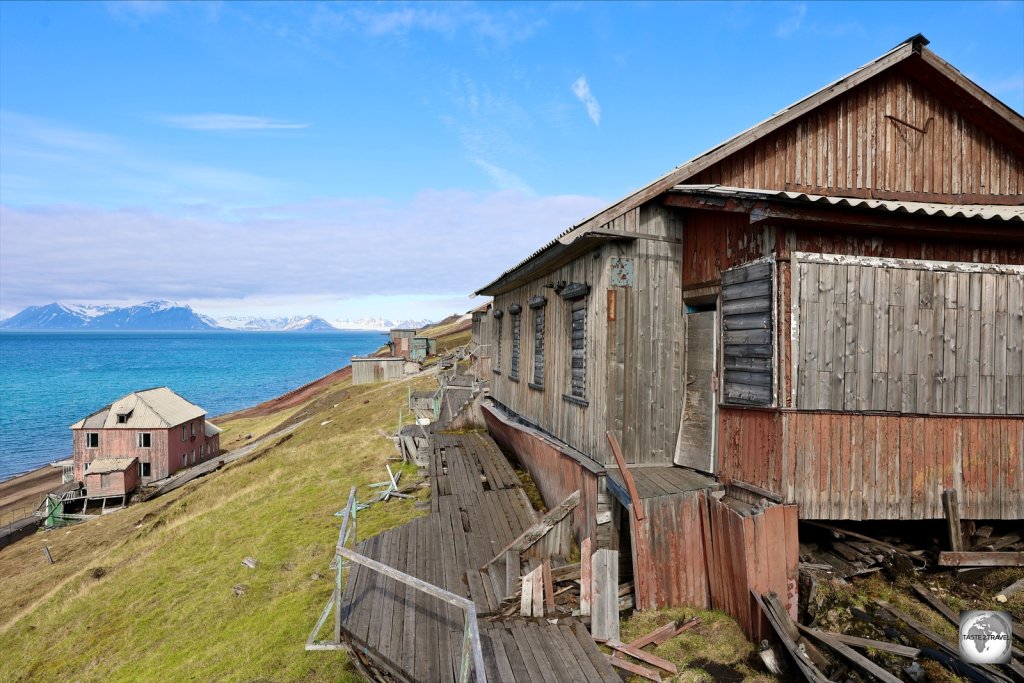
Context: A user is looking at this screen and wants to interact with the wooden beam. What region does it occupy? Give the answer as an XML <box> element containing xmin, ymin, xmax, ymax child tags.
<box><xmin>938</xmin><ymin>551</ymin><xmax>1024</xmax><ymax>567</ymax></box>
<box><xmin>588</xmin><ymin>228</ymin><xmax>681</xmax><ymax>244</ymax></box>
<box><xmin>942</xmin><ymin>490</ymin><xmax>966</xmax><ymax>552</ymax></box>
<box><xmin>605</xmin><ymin>654</ymin><xmax>662</xmax><ymax>682</ymax></box>
<box><xmin>751</xmin><ymin>591</ymin><xmax>829</xmax><ymax>683</ymax></box>
<box><xmin>606</xmin><ymin>640</ymin><xmax>678</xmax><ymax>674</ymax></box>
<box><xmin>482</xmin><ymin>489</ymin><xmax>581</xmax><ymax>568</ymax></box>
<box><xmin>822</xmin><ymin>632</ymin><xmax>920</xmax><ymax>659</ymax></box>
<box><xmin>542</xmin><ymin>559</ymin><xmax>555</xmax><ymax>614</ymax></box>
<box><xmin>798</xmin><ymin>626</ymin><xmax>903</xmax><ymax>683</ymax></box>
<box><xmin>606</xmin><ymin>431</ymin><xmax>645</xmax><ymax>521</ymax></box>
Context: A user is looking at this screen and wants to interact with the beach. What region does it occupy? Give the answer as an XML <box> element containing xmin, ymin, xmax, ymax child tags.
<box><xmin>0</xmin><ymin>465</ymin><xmax>62</xmax><ymax>525</ymax></box>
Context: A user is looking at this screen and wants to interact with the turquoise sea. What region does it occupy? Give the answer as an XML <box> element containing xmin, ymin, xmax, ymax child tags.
<box><xmin>0</xmin><ymin>330</ymin><xmax>386</xmax><ymax>481</ymax></box>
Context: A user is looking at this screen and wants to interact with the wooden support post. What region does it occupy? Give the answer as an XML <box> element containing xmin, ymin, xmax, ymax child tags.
<box><xmin>542</xmin><ymin>559</ymin><xmax>555</xmax><ymax>614</ymax></box>
<box><xmin>580</xmin><ymin>537</ymin><xmax>592</xmax><ymax>617</ymax></box>
<box><xmin>43</xmin><ymin>546</ymin><xmax>54</xmax><ymax>564</ymax></box>
<box><xmin>938</xmin><ymin>551</ymin><xmax>1024</xmax><ymax>567</ymax></box>
<box><xmin>591</xmin><ymin>548</ymin><xmax>620</xmax><ymax>642</ymax></box>
<box><xmin>942</xmin><ymin>489</ymin><xmax>966</xmax><ymax>552</ymax></box>
<box><xmin>504</xmin><ymin>550</ymin><xmax>520</xmax><ymax>601</ymax></box>
<box><xmin>606</xmin><ymin>432</ymin><xmax>644</xmax><ymax>520</ymax></box>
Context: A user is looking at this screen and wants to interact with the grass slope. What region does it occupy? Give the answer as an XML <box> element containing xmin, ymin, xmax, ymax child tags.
<box><xmin>0</xmin><ymin>371</ymin><xmax>434</xmax><ymax>682</ymax></box>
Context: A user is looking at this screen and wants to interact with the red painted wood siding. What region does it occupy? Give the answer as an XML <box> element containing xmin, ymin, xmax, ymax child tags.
<box><xmin>719</xmin><ymin>407</ymin><xmax>1024</xmax><ymax>520</ymax></box>
<box><xmin>682</xmin><ymin>210</ymin><xmax>767</xmax><ymax>288</ymax></box>
<box><xmin>73</xmin><ymin>417</ymin><xmax>218</xmax><ymax>484</ymax></box>
<box><xmin>481</xmin><ymin>404</ymin><xmax>599</xmax><ymax>544</ymax></box>
<box><xmin>692</xmin><ymin>68</ymin><xmax>1023</xmax><ymax>202</ymax></box>
<box><xmin>700</xmin><ymin>493</ymin><xmax>799</xmax><ymax>642</ymax></box>
<box><xmin>631</xmin><ymin>492</ymin><xmax>710</xmax><ymax>611</ymax></box>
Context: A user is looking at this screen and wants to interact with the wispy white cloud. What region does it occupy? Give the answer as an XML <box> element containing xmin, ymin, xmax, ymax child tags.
<box><xmin>471</xmin><ymin>159</ymin><xmax>533</xmax><ymax>194</ymax></box>
<box><xmin>775</xmin><ymin>3</ymin><xmax>807</xmax><ymax>38</ymax></box>
<box><xmin>0</xmin><ymin>111</ymin><xmax>285</xmax><ymax>207</ymax></box>
<box><xmin>0</xmin><ymin>191</ymin><xmax>606</xmax><ymax>317</ymax></box>
<box><xmin>158</xmin><ymin>114</ymin><xmax>310</xmax><ymax>131</ymax></box>
<box><xmin>571</xmin><ymin>76</ymin><xmax>601</xmax><ymax>126</ymax></box>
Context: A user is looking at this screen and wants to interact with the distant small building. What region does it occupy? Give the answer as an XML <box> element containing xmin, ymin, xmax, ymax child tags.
<box><xmin>352</xmin><ymin>356</ymin><xmax>410</xmax><ymax>385</ymax></box>
<box><xmin>410</xmin><ymin>336</ymin><xmax>436</xmax><ymax>361</ymax></box>
<box><xmin>388</xmin><ymin>328</ymin><xmax>418</xmax><ymax>358</ymax></box>
<box><xmin>70</xmin><ymin>387</ymin><xmax>222</xmax><ymax>499</ymax></box>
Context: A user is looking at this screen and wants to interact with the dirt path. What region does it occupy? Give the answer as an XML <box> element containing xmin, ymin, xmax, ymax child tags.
<box><xmin>0</xmin><ymin>467</ymin><xmax>62</xmax><ymax>524</ymax></box>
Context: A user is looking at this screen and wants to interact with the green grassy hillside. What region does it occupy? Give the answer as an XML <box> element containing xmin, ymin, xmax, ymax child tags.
<box><xmin>0</xmin><ymin>370</ymin><xmax>434</xmax><ymax>682</ymax></box>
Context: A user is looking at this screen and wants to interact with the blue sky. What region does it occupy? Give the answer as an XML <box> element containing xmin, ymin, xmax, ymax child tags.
<box><xmin>1</xmin><ymin>1</ymin><xmax>1022</xmax><ymax>321</ymax></box>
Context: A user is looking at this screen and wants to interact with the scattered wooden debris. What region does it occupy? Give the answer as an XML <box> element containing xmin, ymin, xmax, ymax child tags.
<box><xmin>997</xmin><ymin>577</ymin><xmax>1024</xmax><ymax>600</ymax></box>
<box><xmin>753</xmin><ymin>591</ymin><xmax>829</xmax><ymax>683</ymax></box>
<box><xmin>241</xmin><ymin>556</ymin><xmax>258</xmax><ymax>569</ymax></box>
<box><xmin>605</xmin><ymin>639</ymin><xmax>677</xmax><ymax>674</ymax></box>
<box><xmin>797</xmin><ymin>625</ymin><xmax>902</xmax><ymax>683</ymax></box>
<box><xmin>823</xmin><ymin>632</ymin><xmax>920</xmax><ymax>659</ymax></box>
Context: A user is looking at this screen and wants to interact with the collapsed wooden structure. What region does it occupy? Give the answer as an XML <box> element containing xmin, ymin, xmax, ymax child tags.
<box><xmin>472</xmin><ymin>34</ymin><xmax>1023</xmax><ymax>639</ymax></box>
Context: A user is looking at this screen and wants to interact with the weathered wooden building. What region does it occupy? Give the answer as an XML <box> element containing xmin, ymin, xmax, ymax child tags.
<box><xmin>388</xmin><ymin>328</ymin><xmax>418</xmax><ymax>358</ymax></box>
<box><xmin>352</xmin><ymin>356</ymin><xmax>411</xmax><ymax>384</ymax></box>
<box><xmin>70</xmin><ymin>387</ymin><xmax>222</xmax><ymax>494</ymax></box>
<box><xmin>473</xmin><ymin>35</ymin><xmax>1023</xmax><ymax>634</ymax></box>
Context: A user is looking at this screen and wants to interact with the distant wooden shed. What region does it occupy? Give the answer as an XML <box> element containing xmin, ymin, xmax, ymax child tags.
<box><xmin>389</xmin><ymin>328</ymin><xmax>418</xmax><ymax>359</ymax></box>
<box><xmin>410</xmin><ymin>336</ymin><xmax>436</xmax><ymax>361</ymax></box>
<box><xmin>352</xmin><ymin>356</ymin><xmax>407</xmax><ymax>385</ymax></box>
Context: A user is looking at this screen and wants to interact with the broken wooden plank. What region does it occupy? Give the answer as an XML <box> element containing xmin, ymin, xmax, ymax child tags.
<box><xmin>542</xmin><ymin>559</ymin><xmax>555</xmax><ymax>614</ymax></box>
<box><xmin>942</xmin><ymin>489</ymin><xmax>966</xmax><ymax>552</ymax></box>
<box><xmin>938</xmin><ymin>551</ymin><xmax>1024</xmax><ymax>567</ymax></box>
<box><xmin>798</xmin><ymin>625</ymin><xmax>903</xmax><ymax>683</ymax></box>
<box><xmin>823</xmin><ymin>632</ymin><xmax>920</xmax><ymax>659</ymax></box>
<box><xmin>591</xmin><ymin>548</ymin><xmax>620</xmax><ymax>642</ymax></box>
<box><xmin>520</xmin><ymin>565</ymin><xmax>542</xmax><ymax>617</ymax></box>
<box><xmin>482</xmin><ymin>489</ymin><xmax>581</xmax><ymax>568</ymax></box>
<box><xmin>580</xmin><ymin>538</ymin><xmax>592</xmax><ymax>617</ymax></box>
<box><xmin>911</xmin><ymin>583</ymin><xmax>959</xmax><ymax>626</ymax></box>
<box><xmin>997</xmin><ymin>577</ymin><xmax>1024</xmax><ymax>599</ymax></box>
<box><xmin>606</xmin><ymin>640</ymin><xmax>678</xmax><ymax>674</ymax></box>
<box><xmin>606</xmin><ymin>431</ymin><xmax>645</xmax><ymax>520</ymax></box>
<box><xmin>605</xmin><ymin>654</ymin><xmax>662</xmax><ymax>682</ymax></box>
<box><xmin>752</xmin><ymin>591</ymin><xmax>829</xmax><ymax>683</ymax></box>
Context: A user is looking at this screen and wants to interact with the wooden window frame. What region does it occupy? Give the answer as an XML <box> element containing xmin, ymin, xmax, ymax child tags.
<box><xmin>137</xmin><ymin>432</ymin><xmax>152</xmax><ymax>448</ymax></box>
<box><xmin>560</xmin><ymin>284</ymin><xmax>591</xmax><ymax>407</ymax></box>
<box><xmin>85</xmin><ymin>432</ymin><xmax>99</xmax><ymax>448</ymax></box>
<box><xmin>720</xmin><ymin>256</ymin><xmax>776</xmax><ymax>408</ymax></box>
<box><xmin>790</xmin><ymin>252</ymin><xmax>1024</xmax><ymax>416</ymax></box>
<box><xmin>492</xmin><ymin>310</ymin><xmax>504</xmax><ymax>375</ymax></box>
<box><xmin>509</xmin><ymin>304</ymin><xmax>522</xmax><ymax>382</ymax></box>
<box><xmin>529</xmin><ymin>295</ymin><xmax>547</xmax><ymax>391</ymax></box>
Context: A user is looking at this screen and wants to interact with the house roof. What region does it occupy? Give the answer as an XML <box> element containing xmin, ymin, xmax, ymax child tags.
<box><xmin>70</xmin><ymin>387</ymin><xmax>206</xmax><ymax>430</ymax></box>
<box><xmin>204</xmin><ymin>420</ymin><xmax>222</xmax><ymax>437</ymax></box>
<box><xmin>85</xmin><ymin>458</ymin><xmax>137</xmax><ymax>474</ymax></box>
<box><xmin>667</xmin><ymin>185</ymin><xmax>1024</xmax><ymax>223</ymax></box>
<box><xmin>475</xmin><ymin>35</ymin><xmax>1024</xmax><ymax>296</ymax></box>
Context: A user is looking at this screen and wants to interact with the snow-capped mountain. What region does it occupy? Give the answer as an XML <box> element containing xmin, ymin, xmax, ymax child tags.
<box><xmin>1</xmin><ymin>301</ymin><xmax>220</xmax><ymax>330</ymax></box>
<box><xmin>331</xmin><ymin>317</ymin><xmax>433</xmax><ymax>331</ymax></box>
<box><xmin>0</xmin><ymin>303</ymin><xmax>116</xmax><ymax>329</ymax></box>
<box><xmin>217</xmin><ymin>315</ymin><xmax>338</xmax><ymax>331</ymax></box>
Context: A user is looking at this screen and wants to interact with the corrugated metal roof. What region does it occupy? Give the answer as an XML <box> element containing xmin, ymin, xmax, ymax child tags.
<box><xmin>85</xmin><ymin>457</ymin><xmax>137</xmax><ymax>474</ymax></box>
<box><xmin>669</xmin><ymin>185</ymin><xmax>1024</xmax><ymax>221</ymax></box>
<box><xmin>70</xmin><ymin>387</ymin><xmax>206</xmax><ymax>429</ymax></box>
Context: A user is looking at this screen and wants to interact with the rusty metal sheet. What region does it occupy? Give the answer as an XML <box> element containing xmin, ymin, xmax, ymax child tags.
<box><xmin>609</xmin><ymin>257</ymin><xmax>634</xmax><ymax>287</ymax></box>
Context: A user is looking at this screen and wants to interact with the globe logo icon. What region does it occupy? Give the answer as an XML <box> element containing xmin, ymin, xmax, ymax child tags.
<box><xmin>959</xmin><ymin>610</ymin><xmax>1013</xmax><ymax>664</ymax></box>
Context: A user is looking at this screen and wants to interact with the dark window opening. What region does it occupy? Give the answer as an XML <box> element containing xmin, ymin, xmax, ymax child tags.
<box><xmin>86</xmin><ymin>432</ymin><xmax>99</xmax><ymax>448</ymax></box>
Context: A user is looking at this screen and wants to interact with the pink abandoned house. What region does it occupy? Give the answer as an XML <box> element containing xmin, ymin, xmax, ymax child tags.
<box><xmin>70</xmin><ymin>387</ymin><xmax>222</xmax><ymax>503</ymax></box>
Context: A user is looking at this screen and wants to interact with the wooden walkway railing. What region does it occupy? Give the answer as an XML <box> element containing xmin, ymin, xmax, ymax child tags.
<box><xmin>305</xmin><ymin>486</ymin><xmax>488</xmax><ymax>683</ymax></box>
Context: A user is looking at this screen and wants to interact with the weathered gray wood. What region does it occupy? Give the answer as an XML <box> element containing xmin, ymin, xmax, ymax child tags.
<box><xmin>938</xmin><ymin>551</ymin><xmax>1024</xmax><ymax>567</ymax></box>
<box><xmin>942</xmin><ymin>489</ymin><xmax>966</xmax><ymax>552</ymax></box>
<box><xmin>797</xmin><ymin>626</ymin><xmax>902</xmax><ymax>683</ymax></box>
<box><xmin>823</xmin><ymin>632</ymin><xmax>920</xmax><ymax>658</ymax></box>
<box><xmin>580</xmin><ymin>537</ymin><xmax>592</xmax><ymax>617</ymax></box>
<box><xmin>676</xmin><ymin>310</ymin><xmax>717</xmax><ymax>472</ymax></box>
<box><xmin>591</xmin><ymin>548</ymin><xmax>620</xmax><ymax>642</ymax></box>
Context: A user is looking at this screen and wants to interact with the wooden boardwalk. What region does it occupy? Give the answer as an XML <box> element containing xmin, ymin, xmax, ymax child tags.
<box><xmin>339</xmin><ymin>432</ymin><xmax>619</xmax><ymax>682</ymax></box>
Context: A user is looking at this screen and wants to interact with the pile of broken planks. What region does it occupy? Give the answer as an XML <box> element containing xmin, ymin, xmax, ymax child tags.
<box><xmin>762</xmin><ymin>515</ymin><xmax>1024</xmax><ymax>683</ymax></box>
<box><xmin>335</xmin><ymin>431</ymin><xmax>623</xmax><ymax>682</ymax></box>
